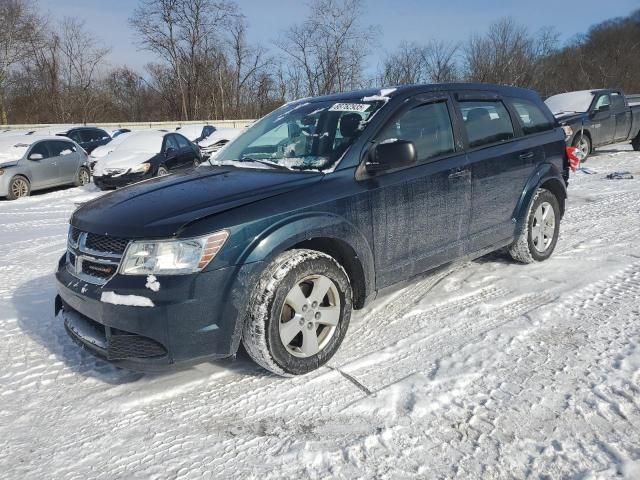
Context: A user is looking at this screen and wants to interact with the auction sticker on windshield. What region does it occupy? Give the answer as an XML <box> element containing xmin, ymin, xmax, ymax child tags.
<box><xmin>329</xmin><ymin>103</ymin><xmax>371</xmax><ymax>112</ymax></box>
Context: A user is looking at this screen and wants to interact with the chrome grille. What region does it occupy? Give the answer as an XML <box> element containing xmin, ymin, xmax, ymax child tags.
<box><xmin>66</xmin><ymin>227</ymin><xmax>129</xmax><ymax>285</ymax></box>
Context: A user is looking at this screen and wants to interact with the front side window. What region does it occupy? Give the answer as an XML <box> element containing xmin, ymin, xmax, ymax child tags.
<box><xmin>164</xmin><ymin>135</ymin><xmax>180</xmax><ymax>152</ymax></box>
<box><xmin>376</xmin><ymin>101</ymin><xmax>455</xmax><ymax>162</ymax></box>
<box><xmin>510</xmin><ymin>99</ymin><xmax>555</xmax><ymax>135</ymax></box>
<box><xmin>460</xmin><ymin>100</ymin><xmax>515</xmax><ymax>148</ymax></box>
<box><xmin>217</xmin><ymin>98</ymin><xmax>384</xmax><ymax>170</ymax></box>
<box><xmin>594</xmin><ymin>94</ymin><xmax>610</xmax><ymax>110</ymax></box>
<box><xmin>29</xmin><ymin>142</ymin><xmax>50</xmax><ymax>159</ymax></box>
<box><xmin>68</xmin><ymin>131</ymin><xmax>82</xmax><ymax>143</ymax></box>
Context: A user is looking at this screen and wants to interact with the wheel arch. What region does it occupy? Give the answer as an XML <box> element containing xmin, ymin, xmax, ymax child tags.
<box><xmin>240</xmin><ymin>212</ymin><xmax>375</xmax><ymax>310</ymax></box>
<box><xmin>514</xmin><ymin>163</ymin><xmax>567</xmax><ymax>235</ymax></box>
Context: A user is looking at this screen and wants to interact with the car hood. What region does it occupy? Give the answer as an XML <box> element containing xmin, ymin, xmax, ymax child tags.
<box><xmin>554</xmin><ymin>112</ymin><xmax>586</xmax><ymax>124</ymax></box>
<box><xmin>93</xmin><ymin>150</ymin><xmax>154</xmax><ymax>176</ymax></box>
<box><xmin>72</xmin><ymin>167</ymin><xmax>323</xmax><ymax>238</ymax></box>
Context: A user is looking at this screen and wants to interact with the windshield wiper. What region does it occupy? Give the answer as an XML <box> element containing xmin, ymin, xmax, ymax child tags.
<box><xmin>240</xmin><ymin>157</ymin><xmax>292</xmax><ymax>170</ymax></box>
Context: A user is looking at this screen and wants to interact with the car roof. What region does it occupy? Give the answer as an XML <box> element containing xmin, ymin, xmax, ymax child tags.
<box><xmin>0</xmin><ymin>134</ymin><xmax>77</xmax><ymax>146</ymax></box>
<box><xmin>290</xmin><ymin>83</ymin><xmax>542</xmax><ymax>106</ymax></box>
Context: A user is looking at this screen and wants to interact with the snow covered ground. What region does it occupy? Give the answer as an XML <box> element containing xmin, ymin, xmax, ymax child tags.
<box><xmin>1</xmin><ymin>144</ymin><xmax>640</xmax><ymax>479</ymax></box>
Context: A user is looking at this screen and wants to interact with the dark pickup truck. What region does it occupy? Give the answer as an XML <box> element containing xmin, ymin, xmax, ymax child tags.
<box><xmin>545</xmin><ymin>89</ymin><xmax>640</xmax><ymax>160</ymax></box>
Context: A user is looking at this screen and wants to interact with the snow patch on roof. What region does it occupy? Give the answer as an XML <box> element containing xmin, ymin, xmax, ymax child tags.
<box><xmin>362</xmin><ymin>88</ymin><xmax>397</xmax><ymax>102</ymax></box>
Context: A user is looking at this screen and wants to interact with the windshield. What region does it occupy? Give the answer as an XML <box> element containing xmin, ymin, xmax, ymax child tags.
<box><xmin>216</xmin><ymin>98</ymin><xmax>383</xmax><ymax>171</ymax></box>
<box><xmin>117</xmin><ymin>132</ymin><xmax>163</xmax><ymax>153</ymax></box>
<box><xmin>545</xmin><ymin>91</ymin><xmax>594</xmax><ymax>115</ymax></box>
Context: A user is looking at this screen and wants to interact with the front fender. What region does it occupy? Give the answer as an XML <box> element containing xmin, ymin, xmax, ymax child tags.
<box><xmin>239</xmin><ymin>211</ymin><xmax>375</xmax><ymax>300</ymax></box>
<box><xmin>514</xmin><ymin>163</ymin><xmax>567</xmax><ymax>235</ymax></box>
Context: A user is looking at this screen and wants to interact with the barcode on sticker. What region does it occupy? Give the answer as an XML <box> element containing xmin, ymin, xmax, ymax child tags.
<box><xmin>329</xmin><ymin>103</ymin><xmax>370</xmax><ymax>113</ymax></box>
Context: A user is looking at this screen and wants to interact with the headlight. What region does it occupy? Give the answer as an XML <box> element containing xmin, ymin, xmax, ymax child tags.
<box><xmin>130</xmin><ymin>163</ymin><xmax>151</xmax><ymax>174</ymax></box>
<box><xmin>120</xmin><ymin>230</ymin><xmax>229</xmax><ymax>275</ymax></box>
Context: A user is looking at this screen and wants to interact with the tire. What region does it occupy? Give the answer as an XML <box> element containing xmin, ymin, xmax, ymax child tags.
<box><xmin>157</xmin><ymin>165</ymin><xmax>169</xmax><ymax>176</ymax></box>
<box><xmin>572</xmin><ymin>133</ymin><xmax>591</xmax><ymax>162</ymax></box>
<box><xmin>7</xmin><ymin>175</ymin><xmax>31</xmax><ymax>200</ymax></box>
<box><xmin>509</xmin><ymin>188</ymin><xmax>561</xmax><ymax>264</ymax></box>
<box><xmin>74</xmin><ymin>166</ymin><xmax>90</xmax><ymax>187</ymax></box>
<box><xmin>632</xmin><ymin>134</ymin><xmax>640</xmax><ymax>152</ymax></box>
<box><xmin>242</xmin><ymin>249</ymin><xmax>353</xmax><ymax>376</ymax></box>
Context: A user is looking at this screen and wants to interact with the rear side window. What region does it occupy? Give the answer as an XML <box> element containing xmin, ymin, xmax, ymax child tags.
<box><xmin>175</xmin><ymin>134</ymin><xmax>191</xmax><ymax>149</ymax></box>
<box><xmin>611</xmin><ymin>92</ymin><xmax>625</xmax><ymax>110</ymax></box>
<box><xmin>49</xmin><ymin>140</ymin><xmax>77</xmax><ymax>156</ymax></box>
<box><xmin>376</xmin><ymin>101</ymin><xmax>455</xmax><ymax>163</ymax></box>
<box><xmin>509</xmin><ymin>98</ymin><xmax>555</xmax><ymax>135</ymax></box>
<box><xmin>460</xmin><ymin>100</ymin><xmax>514</xmax><ymax>148</ymax></box>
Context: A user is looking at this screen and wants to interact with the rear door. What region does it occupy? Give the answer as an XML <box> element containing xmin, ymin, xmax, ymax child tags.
<box><xmin>26</xmin><ymin>141</ymin><xmax>57</xmax><ymax>188</ymax></box>
<box><xmin>455</xmin><ymin>92</ymin><xmax>543</xmax><ymax>251</ymax></box>
<box><xmin>50</xmin><ymin>139</ymin><xmax>80</xmax><ymax>183</ymax></box>
<box><xmin>363</xmin><ymin>93</ymin><xmax>472</xmax><ymax>287</ymax></box>
<box><xmin>612</xmin><ymin>92</ymin><xmax>632</xmax><ymax>142</ymax></box>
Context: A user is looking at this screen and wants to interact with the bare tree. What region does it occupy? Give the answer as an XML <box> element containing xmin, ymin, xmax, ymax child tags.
<box><xmin>422</xmin><ymin>39</ymin><xmax>459</xmax><ymax>83</ymax></box>
<box><xmin>277</xmin><ymin>0</ymin><xmax>377</xmax><ymax>97</ymax></box>
<box><xmin>130</xmin><ymin>0</ymin><xmax>238</xmax><ymax>120</ymax></box>
<box><xmin>0</xmin><ymin>0</ymin><xmax>40</xmax><ymax>123</ymax></box>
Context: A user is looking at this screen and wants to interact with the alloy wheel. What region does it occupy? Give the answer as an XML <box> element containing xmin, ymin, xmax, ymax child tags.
<box><xmin>11</xmin><ymin>178</ymin><xmax>29</xmax><ymax>198</ymax></box>
<box><xmin>531</xmin><ymin>201</ymin><xmax>556</xmax><ymax>253</ymax></box>
<box><xmin>79</xmin><ymin>169</ymin><xmax>90</xmax><ymax>185</ymax></box>
<box><xmin>278</xmin><ymin>274</ymin><xmax>340</xmax><ymax>358</ymax></box>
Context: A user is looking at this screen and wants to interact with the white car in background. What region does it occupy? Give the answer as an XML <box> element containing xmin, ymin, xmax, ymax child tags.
<box><xmin>198</xmin><ymin>128</ymin><xmax>243</xmax><ymax>159</ymax></box>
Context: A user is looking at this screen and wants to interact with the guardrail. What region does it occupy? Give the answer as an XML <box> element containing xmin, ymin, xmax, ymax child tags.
<box><xmin>0</xmin><ymin>119</ymin><xmax>255</xmax><ymax>131</ymax></box>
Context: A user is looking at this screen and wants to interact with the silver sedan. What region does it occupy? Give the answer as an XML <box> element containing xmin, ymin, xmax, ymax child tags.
<box><xmin>0</xmin><ymin>135</ymin><xmax>90</xmax><ymax>200</ymax></box>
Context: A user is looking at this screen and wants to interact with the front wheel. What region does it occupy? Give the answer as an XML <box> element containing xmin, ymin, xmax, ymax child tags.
<box><xmin>242</xmin><ymin>249</ymin><xmax>353</xmax><ymax>376</ymax></box>
<box><xmin>509</xmin><ymin>189</ymin><xmax>561</xmax><ymax>263</ymax></box>
<box><xmin>572</xmin><ymin>133</ymin><xmax>591</xmax><ymax>162</ymax></box>
<box><xmin>157</xmin><ymin>165</ymin><xmax>169</xmax><ymax>176</ymax></box>
<box><xmin>7</xmin><ymin>176</ymin><xmax>31</xmax><ymax>200</ymax></box>
<box><xmin>632</xmin><ymin>134</ymin><xmax>640</xmax><ymax>152</ymax></box>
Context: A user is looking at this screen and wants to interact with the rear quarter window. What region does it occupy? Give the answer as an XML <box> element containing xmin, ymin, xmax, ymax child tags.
<box><xmin>509</xmin><ymin>98</ymin><xmax>555</xmax><ymax>135</ymax></box>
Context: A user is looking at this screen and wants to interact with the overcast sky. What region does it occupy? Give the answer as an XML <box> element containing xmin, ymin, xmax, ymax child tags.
<box><xmin>39</xmin><ymin>0</ymin><xmax>639</xmax><ymax>74</ymax></box>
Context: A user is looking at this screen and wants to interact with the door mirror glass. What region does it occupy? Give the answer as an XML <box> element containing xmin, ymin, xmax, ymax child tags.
<box><xmin>28</xmin><ymin>153</ymin><xmax>44</xmax><ymax>161</ymax></box>
<box><xmin>366</xmin><ymin>140</ymin><xmax>417</xmax><ymax>174</ymax></box>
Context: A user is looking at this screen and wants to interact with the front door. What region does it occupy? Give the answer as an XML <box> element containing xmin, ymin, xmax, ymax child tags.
<box><xmin>591</xmin><ymin>93</ymin><xmax>615</xmax><ymax>147</ymax></box>
<box><xmin>363</xmin><ymin>94</ymin><xmax>472</xmax><ymax>288</ymax></box>
<box><xmin>26</xmin><ymin>141</ymin><xmax>58</xmax><ymax>188</ymax></box>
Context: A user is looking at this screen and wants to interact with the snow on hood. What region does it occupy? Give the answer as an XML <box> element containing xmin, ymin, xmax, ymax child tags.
<box><xmin>198</xmin><ymin>128</ymin><xmax>243</xmax><ymax>148</ymax></box>
<box><xmin>93</xmin><ymin>149</ymin><xmax>154</xmax><ymax>176</ymax></box>
<box><xmin>90</xmin><ymin>132</ymin><xmax>133</xmax><ymax>159</ymax></box>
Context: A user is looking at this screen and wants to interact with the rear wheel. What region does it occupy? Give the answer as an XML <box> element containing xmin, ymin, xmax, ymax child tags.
<box><xmin>242</xmin><ymin>249</ymin><xmax>352</xmax><ymax>376</ymax></box>
<box><xmin>74</xmin><ymin>166</ymin><xmax>90</xmax><ymax>187</ymax></box>
<box><xmin>7</xmin><ymin>176</ymin><xmax>31</xmax><ymax>200</ymax></box>
<box><xmin>572</xmin><ymin>133</ymin><xmax>591</xmax><ymax>161</ymax></box>
<box><xmin>509</xmin><ymin>189</ymin><xmax>561</xmax><ymax>263</ymax></box>
<box><xmin>632</xmin><ymin>134</ymin><xmax>640</xmax><ymax>152</ymax></box>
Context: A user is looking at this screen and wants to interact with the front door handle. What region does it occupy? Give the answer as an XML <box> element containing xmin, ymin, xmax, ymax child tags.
<box><xmin>519</xmin><ymin>151</ymin><xmax>535</xmax><ymax>160</ymax></box>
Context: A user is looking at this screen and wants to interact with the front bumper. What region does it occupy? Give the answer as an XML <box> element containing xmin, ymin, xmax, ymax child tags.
<box><xmin>55</xmin><ymin>255</ymin><xmax>265</xmax><ymax>371</ymax></box>
<box><xmin>93</xmin><ymin>171</ymin><xmax>152</xmax><ymax>189</ymax></box>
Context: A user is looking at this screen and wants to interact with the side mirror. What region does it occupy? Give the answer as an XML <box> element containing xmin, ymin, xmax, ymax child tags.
<box><xmin>29</xmin><ymin>153</ymin><xmax>44</xmax><ymax>161</ymax></box>
<box><xmin>365</xmin><ymin>140</ymin><xmax>417</xmax><ymax>174</ymax></box>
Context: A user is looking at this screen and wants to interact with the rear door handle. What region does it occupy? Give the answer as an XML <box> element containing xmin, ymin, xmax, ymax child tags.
<box><xmin>448</xmin><ymin>169</ymin><xmax>470</xmax><ymax>180</ymax></box>
<box><xmin>519</xmin><ymin>151</ymin><xmax>535</xmax><ymax>160</ymax></box>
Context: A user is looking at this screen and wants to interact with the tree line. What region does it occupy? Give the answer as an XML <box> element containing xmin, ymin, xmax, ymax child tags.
<box><xmin>1</xmin><ymin>0</ymin><xmax>639</xmax><ymax>125</ymax></box>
